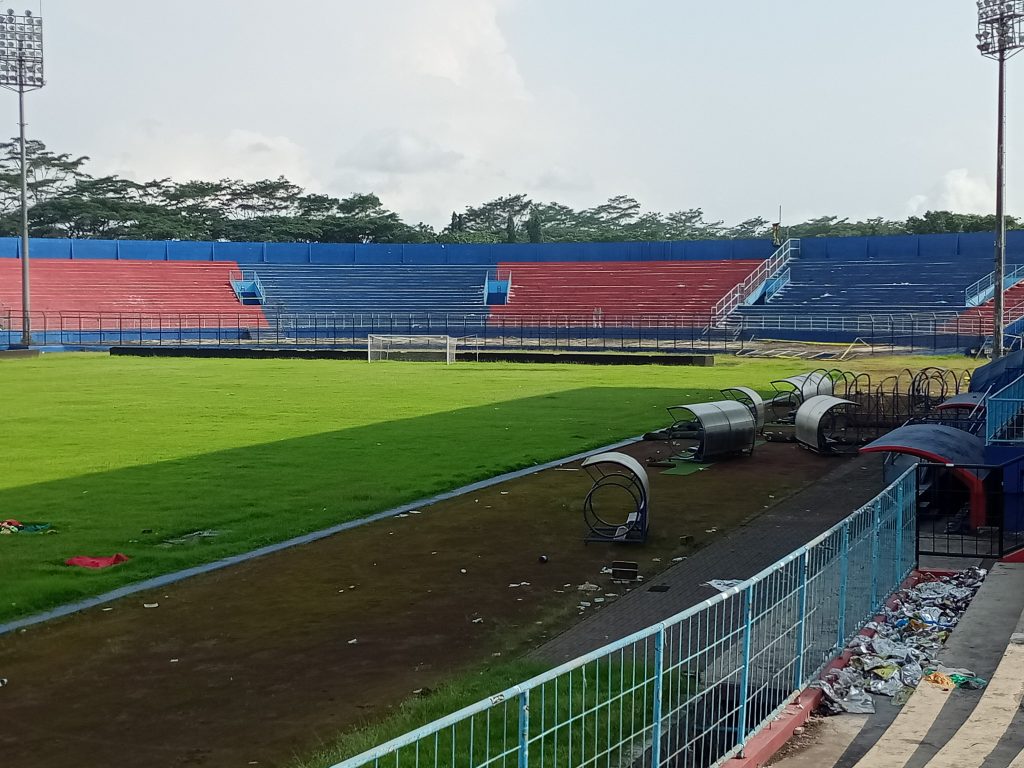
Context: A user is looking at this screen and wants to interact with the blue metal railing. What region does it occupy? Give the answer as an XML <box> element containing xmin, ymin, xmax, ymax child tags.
<box><xmin>761</xmin><ymin>266</ymin><xmax>791</xmax><ymax>303</ymax></box>
<box><xmin>986</xmin><ymin>372</ymin><xmax>1024</xmax><ymax>444</ymax></box>
<box><xmin>965</xmin><ymin>263</ymin><xmax>1024</xmax><ymax>307</ymax></box>
<box><xmin>229</xmin><ymin>269</ymin><xmax>266</xmax><ymax>304</ymax></box>
<box><xmin>330</xmin><ymin>468</ymin><xmax>917</xmax><ymax>768</ymax></box>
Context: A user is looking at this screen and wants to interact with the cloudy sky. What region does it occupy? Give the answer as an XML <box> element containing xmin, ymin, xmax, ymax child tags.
<box><xmin>26</xmin><ymin>0</ymin><xmax>1024</xmax><ymax>227</ymax></box>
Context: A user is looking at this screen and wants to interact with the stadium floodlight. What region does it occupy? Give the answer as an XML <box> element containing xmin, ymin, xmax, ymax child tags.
<box><xmin>0</xmin><ymin>8</ymin><xmax>42</xmax><ymax>346</ymax></box>
<box><xmin>978</xmin><ymin>0</ymin><xmax>1024</xmax><ymax>358</ymax></box>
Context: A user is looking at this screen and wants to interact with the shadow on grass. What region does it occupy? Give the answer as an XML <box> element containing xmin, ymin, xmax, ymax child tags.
<box><xmin>0</xmin><ymin>385</ymin><xmax>711</xmax><ymax>623</ymax></box>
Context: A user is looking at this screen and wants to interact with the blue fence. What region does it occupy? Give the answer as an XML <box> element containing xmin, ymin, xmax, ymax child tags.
<box><xmin>986</xmin><ymin>372</ymin><xmax>1024</xmax><ymax>444</ymax></box>
<box><xmin>0</xmin><ymin>231</ymin><xmax>1020</xmax><ymax>265</ymax></box>
<box><xmin>0</xmin><ymin>237</ymin><xmax>773</xmax><ymax>264</ymax></box>
<box><xmin>329</xmin><ymin>468</ymin><xmax>916</xmax><ymax>768</ymax></box>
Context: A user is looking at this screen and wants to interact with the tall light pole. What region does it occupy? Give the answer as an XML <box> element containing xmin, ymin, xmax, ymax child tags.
<box><xmin>978</xmin><ymin>0</ymin><xmax>1024</xmax><ymax>359</ymax></box>
<box><xmin>0</xmin><ymin>8</ymin><xmax>43</xmax><ymax>347</ymax></box>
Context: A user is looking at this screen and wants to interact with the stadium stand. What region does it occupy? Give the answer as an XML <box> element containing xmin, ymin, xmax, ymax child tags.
<box><xmin>736</xmin><ymin>254</ymin><xmax>1015</xmax><ymax>322</ymax></box>
<box><xmin>488</xmin><ymin>260</ymin><xmax>762</xmax><ymax>318</ymax></box>
<box><xmin>0</xmin><ymin>259</ymin><xmax>266</xmax><ymax>324</ymax></box>
<box><xmin>245</xmin><ymin>264</ymin><xmax>491</xmax><ymax>315</ymax></box>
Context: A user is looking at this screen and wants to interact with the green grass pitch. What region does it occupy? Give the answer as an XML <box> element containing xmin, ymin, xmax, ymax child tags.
<box><xmin>0</xmin><ymin>352</ymin><xmax>951</xmax><ymax>623</ymax></box>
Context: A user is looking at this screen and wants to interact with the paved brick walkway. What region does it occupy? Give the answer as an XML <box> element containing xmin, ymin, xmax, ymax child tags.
<box><xmin>537</xmin><ymin>452</ymin><xmax>887</xmax><ymax>663</ymax></box>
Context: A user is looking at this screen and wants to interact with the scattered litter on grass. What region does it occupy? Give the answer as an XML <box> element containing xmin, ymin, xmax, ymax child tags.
<box><xmin>101</xmin><ymin>607</ymin><xmax>113</xmax><ymax>612</ymax></box>
<box><xmin>170</xmin><ymin>659</ymin><xmax>179</xmax><ymax>663</ymax></box>
<box><xmin>0</xmin><ymin>678</ymin><xmax>7</xmax><ymax>688</ymax></box>
<box><xmin>579</xmin><ymin>602</ymin><xmax>592</xmax><ymax>608</ymax></box>
<box><xmin>651</xmin><ymin>558</ymin><xmax>662</xmax><ymax>562</ymax></box>
<box><xmin>409</xmin><ymin>510</ymin><xmax>421</xmax><ymax>515</ymax></box>
<box><xmin>500</xmin><ymin>491</ymin><xmax>509</xmax><ymax>495</ymax></box>
<box><xmin>704</xmin><ymin>579</ymin><xmax>743</xmax><ymax>592</ymax></box>
<box><xmin>471</xmin><ymin>618</ymin><xmax>483</xmax><ymax>624</ymax></box>
<box><xmin>605</xmin><ymin>593</ymin><xmax>619</xmax><ymax>598</ymax></box>
<box><xmin>1</xmin><ymin>520</ymin><xmax>51</xmax><ymax>535</ymax></box>
<box><xmin>347</xmin><ymin>638</ymin><xmax>358</xmax><ymax>645</ymax></box>
<box><xmin>594</xmin><ymin>598</ymin><xmax>605</xmax><ymax>603</ymax></box>
<box><xmin>815</xmin><ymin>568</ymin><xmax>985</xmax><ymax>715</ymax></box>
<box><xmin>508</xmin><ymin>582</ymin><xmax>531</xmax><ymax>588</ymax></box>
<box><xmin>143</xmin><ymin>603</ymin><xmax>159</xmax><ymax>609</ymax></box>
<box><xmin>460</xmin><ymin>569</ymin><xmax>468</xmax><ymax>574</ymax></box>
<box><xmin>577</xmin><ymin>582</ymin><xmax>600</xmax><ymax>592</ymax></box>
<box><xmin>599</xmin><ymin>567</ymin><xmax>613</xmax><ymax>575</ymax></box>
<box><xmin>672</xmin><ymin>557</ymin><xmax>686</xmax><ymax>563</ymax></box>
<box><xmin>160</xmin><ymin>530</ymin><xmax>223</xmax><ymax>546</ymax></box>
<box><xmin>394</xmin><ymin>513</ymin><xmax>409</xmax><ymax>519</ymax></box>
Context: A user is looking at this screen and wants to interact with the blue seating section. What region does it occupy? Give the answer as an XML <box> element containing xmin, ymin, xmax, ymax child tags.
<box><xmin>739</xmin><ymin>254</ymin><xmax>1024</xmax><ymax>321</ymax></box>
<box><xmin>243</xmin><ymin>264</ymin><xmax>490</xmax><ymax>315</ymax></box>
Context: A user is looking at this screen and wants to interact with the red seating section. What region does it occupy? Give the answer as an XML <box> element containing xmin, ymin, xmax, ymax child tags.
<box><xmin>488</xmin><ymin>260</ymin><xmax>762</xmax><ymax>318</ymax></box>
<box><xmin>0</xmin><ymin>259</ymin><xmax>267</xmax><ymax>326</ymax></box>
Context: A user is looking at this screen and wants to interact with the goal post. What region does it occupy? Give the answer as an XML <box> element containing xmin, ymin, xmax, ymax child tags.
<box><xmin>367</xmin><ymin>334</ymin><xmax>458</xmax><ymax>364</ymax></box>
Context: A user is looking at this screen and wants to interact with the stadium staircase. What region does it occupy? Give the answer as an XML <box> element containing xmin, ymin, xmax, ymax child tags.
<box><xmin>487</xmin><ymin>260</ymin><xmax>763</xmax><ymax>320</ymax></box>
<box><xmin>953</xmin><ymin>271</ymin><xmax>1024</xmax><ymax>338</ymax></box>
<box><xmin>0</xmin><ymin>259</ymin><xmax>268</xmax><ymax>326</ymax></box>
<box><xmin>242</xmin><ymin>264</ymin><xmax>490</xmax><ymax>315</ymax></box>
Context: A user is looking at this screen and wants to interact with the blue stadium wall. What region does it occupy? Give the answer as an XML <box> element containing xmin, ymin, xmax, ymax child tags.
<box><xmin>0</xmin><ymin>231</ymin><xmax>1019</xmax><ymax>264</ymax></box>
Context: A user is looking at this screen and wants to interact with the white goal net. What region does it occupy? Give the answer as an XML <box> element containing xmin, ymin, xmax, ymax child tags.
<box><xmin>367</xmin><ymin>334</ymin><xmax>458</xmax><ymax>364</ymax></box>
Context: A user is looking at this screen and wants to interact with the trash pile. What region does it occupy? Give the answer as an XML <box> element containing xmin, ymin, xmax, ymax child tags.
<box><xmin>815</xmin><ymin>568</ymin><xmax>987</xmax><ymax>715</ymax></box>
<box><xmin>1</xmin><ymin>519</ymin><xmax>51</xmax><ymax>535</ymax></box>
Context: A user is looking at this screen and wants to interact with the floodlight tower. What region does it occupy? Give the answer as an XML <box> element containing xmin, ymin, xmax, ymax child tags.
<box><xmin>0</xmin><ymin>8</ymin><xmax>43</xmax><ymax>346</ymax></box>
<box><xmin>978</xmin><ymin>0</ymin><xmax>1024</xmax><ymax>359</ymax></box>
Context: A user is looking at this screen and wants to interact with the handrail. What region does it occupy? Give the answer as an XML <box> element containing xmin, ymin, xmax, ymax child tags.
<box><xmin>711</xmin><ymin>238</ymin><xmax>800</xmax><ymax>324</ymax></box>
<box><xmin>965</xmin><ymin>263</ymin><xmax>1024</xmax><ymax>307</ymax></box>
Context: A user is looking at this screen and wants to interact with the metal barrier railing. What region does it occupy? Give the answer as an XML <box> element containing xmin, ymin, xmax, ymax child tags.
<box><xmin>330</xmin><ymin>468</ymin><xmax>916</xmax><ymax>768</ymax></box>
<box><xmin>0</xmin><ymin>308</ymin><xmax>996</xmax><ymax>353</ymax></box>
<box><xmin>986</xmin><ymin>372</ymin><xmax>1024</xmax><ymax>443</ymax></box>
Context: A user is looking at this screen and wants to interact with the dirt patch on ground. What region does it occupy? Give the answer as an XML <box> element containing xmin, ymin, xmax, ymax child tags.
<box><xmin>0</xmin><ymin>439</ymin><xmax>837</xmax><ymax>768</ymax></box>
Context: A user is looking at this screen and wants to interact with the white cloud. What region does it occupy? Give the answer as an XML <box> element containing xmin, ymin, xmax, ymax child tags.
<box><xmin>907</xmin><ymin>169</ymin><xmax>995</xmax><ymax>216</ymax></box>
<box><xmin>338</xmin><ymin>133</ymin><xmax>463</xmax><ymax>174</ymax></box>
<box><xmin>99</xmin><ymin>127</ymin><xmax>318</xmax><ymax>189</ymax></box>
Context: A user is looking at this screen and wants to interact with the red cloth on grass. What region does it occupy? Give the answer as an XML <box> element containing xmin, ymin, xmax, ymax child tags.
<box><xmin>64</xmin><ymin>553</ymin><xmax>130</xmax><ymax>569</ymax></box>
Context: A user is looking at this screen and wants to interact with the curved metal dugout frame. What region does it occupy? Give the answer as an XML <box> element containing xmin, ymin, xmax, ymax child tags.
<box><xmin>666</xmin><ymin>400</ymin><xmax>757</xmax><ymax>461</ymax></box>
<box><xmin>580</xmin><ymin>452</ymin><xmax>651</xmax><ymax>544</ymax></box>
<box><xmin>795</xmin><ymin>395</ymin><xmax>859</xmax><ymax>454</ymax></box>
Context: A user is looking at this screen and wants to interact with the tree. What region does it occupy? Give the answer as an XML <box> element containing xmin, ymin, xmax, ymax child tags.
<box><xmin>526</xmin><ymin>207</ymin><xmax>543</xmax><ymax>243</ymax></box>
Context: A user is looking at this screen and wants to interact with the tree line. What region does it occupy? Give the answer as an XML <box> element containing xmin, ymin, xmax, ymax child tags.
<box><xmin>0</xmin><ymin>139</ymin><xmax>1017</xmax><ymax>244</ymax></box>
